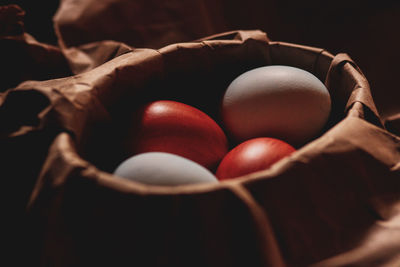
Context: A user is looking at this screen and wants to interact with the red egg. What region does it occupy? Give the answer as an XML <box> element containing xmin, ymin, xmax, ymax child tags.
<box><xmin>216</xmin><ymin>137</ymin><xmax>296</xmax><ymax>180</ymax></box>
<box><xmin>125</xmin><ymin>100</ymin><xmax>229</xmax><ymax>171</ymax></box>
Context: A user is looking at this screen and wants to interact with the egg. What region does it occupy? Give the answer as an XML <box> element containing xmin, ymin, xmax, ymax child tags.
<box><xmin>221</xmin><ymin>65</ymin><xmax>331</xmax><ymax>145</ymax></box>
<box><xmin>125</xmin><ymin>100</ymin><xmax>228</xmax><ymax>171</ymax></box>
<box><xmin>216</xmin><ymin>137</ymin><xmax>296</xmax><ymax>180</ymax></box>
<box><xmin>113</xmin><ymin>152</ymin><xmax>218</xmax><ymax>186</ymax></box>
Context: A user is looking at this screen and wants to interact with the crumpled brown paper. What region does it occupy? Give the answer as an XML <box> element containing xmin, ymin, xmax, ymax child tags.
<box><xmin>53</xmin><ymin>0</ymin><xmax>233</xmax><ymax>50</ymax></box>
<box><xmin>2</xmin><ymin>27</ymin><xmax>399</xmax><ymax>266</ymax></box>
<box><xmin>0</xmin><ymin>5</ymin><xmax>71</xmax><ymax>92</ymax></box>
<box><xmin>385</xmin><ymin>113</ymin><xmax>400</xmax><ymax>137</ymax></box>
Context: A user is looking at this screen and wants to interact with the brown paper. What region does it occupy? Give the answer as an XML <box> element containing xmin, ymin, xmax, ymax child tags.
<box><xmin>2</xmin><ymin>27</ymin><xmax>400</xmax><ymax>266</ymax></box>
<box><xmin>385</xmin><ymin>113</ymin><xmax>400</xmax><ymax>137</ymax></box>
<box><xmin>0</xmin><ymin>5</ymin><xmax>71</xmax><ymax>92</ymax></box>
<box><xmin>53</xmin><ymin>0</ymin><xmax>232</xmax><ymax>49</ymax></box>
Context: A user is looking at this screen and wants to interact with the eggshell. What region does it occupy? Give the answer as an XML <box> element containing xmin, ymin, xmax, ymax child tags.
<box><xmin>216</xmin><ymin>137</ymin><xmax>296</xmax><ymax>180</ymax></box>
<box><xmin>221</xmin><ymin>65</ymin><xmax>331</xmax><ymax>145</ymax></box>
<box><xmin>126</xmin><ymin>100</ymin><xmax>228</xmax><ymax>171</ymax></box>
<box><xmin>113</xmin><ymin>152</ymin><xmax>218</xmax><ymax>186</ymax></box>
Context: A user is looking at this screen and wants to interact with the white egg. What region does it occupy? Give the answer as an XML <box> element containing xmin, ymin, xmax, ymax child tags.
<box><xmin>113</xmin><ymin>152</ymin><xmax>218</xmax><ymax>186</ymax></box>
<box><xmin>222</xmin><ymin>65</ymin><xmax>331</xmax><ymax>145</ymax></box>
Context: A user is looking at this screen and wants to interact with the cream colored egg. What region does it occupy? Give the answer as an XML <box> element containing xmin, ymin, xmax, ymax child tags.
<box><xmin>113</xmin><ymin>152</ymin><xmax>218</xmax><ymax>186</ymax></box>
<box><xmin>222</xmin><ymin>65</ymin><xmax>331</xmax><ymax>145</ymax></box>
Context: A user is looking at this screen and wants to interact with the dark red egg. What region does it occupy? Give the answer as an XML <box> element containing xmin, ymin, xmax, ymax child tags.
<box><xmin>125</xmin><ymin>100</ymin><xmax>229</xmax><ymax>171</ymax></box>
<box><xmin>216</xmin><ymin>137</ymin><xmax>295</xmax><ymax>180</ymax></box>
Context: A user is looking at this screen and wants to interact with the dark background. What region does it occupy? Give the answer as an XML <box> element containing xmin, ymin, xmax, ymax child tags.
<box><xmin>4</xmin><ymin>0</ymin><xmax>400</xmax><ymax>119</ymax></box>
